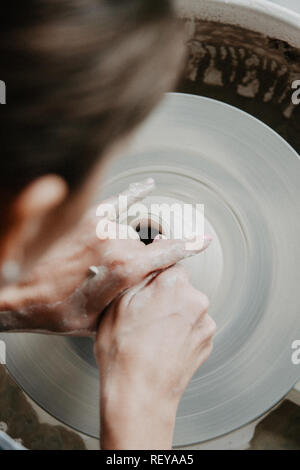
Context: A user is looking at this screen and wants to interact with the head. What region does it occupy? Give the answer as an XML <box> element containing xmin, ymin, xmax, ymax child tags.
<box><xmin>0</xmin><ymin>0</ymin><xmax>184</xmax><ymax>284</ymax></box>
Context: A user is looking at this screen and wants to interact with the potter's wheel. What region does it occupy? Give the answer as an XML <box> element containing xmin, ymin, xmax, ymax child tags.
<box><xmin>1</xmin><ymin>93</ymin><xmax>300</xmax><ymax>446</ymax></box>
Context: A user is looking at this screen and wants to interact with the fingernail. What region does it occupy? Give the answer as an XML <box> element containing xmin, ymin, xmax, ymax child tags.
<box><xmin>153</xmin><ymin>234</ymin><xmax>167</xmax><ymax>242</ymax></box>
<box><xmin>183</xmin><ymin>234</ymin><xmax>213</xmax><ymax>253</ymax></box>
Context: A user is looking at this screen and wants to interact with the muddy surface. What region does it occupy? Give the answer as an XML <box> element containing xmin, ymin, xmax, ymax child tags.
<box><xmin>178</xmin><ymin>20</ymin><xmax>300</xmax><ymax>154</ymax></box>
<box><xmin>250</xmin><ymin>400</ymin><xmax>300</xmax><ymax>450</ymax></box>
<box><xmin>0</xmin><ymin>365</ymin><xmax>86</xmax><ymax>450</ymax></box>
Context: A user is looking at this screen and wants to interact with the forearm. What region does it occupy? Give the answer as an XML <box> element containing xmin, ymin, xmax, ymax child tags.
<box><xmin>0</xmin><ymin>310</ymin><xmax>24</xmax><ymax>332</ymax></box>
<box><xmin>99</xmin><ymin>372</ymin><xmax>177</xmax><ymax>450</ymax></box>
<box><xmin>0</xmin><ymin>285</ymin><xmax>28</xmax><ymax>332</ymax></box>
<box><xmin>0</xmin><ymin>283</ymin><xmax>48</xmax><ymax>333</ymax></box>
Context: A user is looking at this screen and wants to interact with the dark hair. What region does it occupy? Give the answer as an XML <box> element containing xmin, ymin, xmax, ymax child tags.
<box><xmin>0</xmin><ymin>0</ymin><xmax>183</xmax><ymax>197</ymax></box>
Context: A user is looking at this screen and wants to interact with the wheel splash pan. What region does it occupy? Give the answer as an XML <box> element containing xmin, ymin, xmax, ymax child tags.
<box><xmin>1</xmin><ymin>93</ymin><xmax>300</xmax><ymax>446</ymax></box>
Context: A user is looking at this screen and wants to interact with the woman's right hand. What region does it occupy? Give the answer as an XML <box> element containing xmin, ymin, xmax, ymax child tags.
<box><xmin>95</xmin><ymin>265</ymin><xmax>216</xmax><ymax>450</ymax></box>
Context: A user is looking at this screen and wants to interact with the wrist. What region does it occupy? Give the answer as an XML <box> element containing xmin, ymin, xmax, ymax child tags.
<box><xmin>99</xmin><ymin>371</ymin><xmax>178</xmax><ymax>450</ymax></box>
<box><xmin>0</xmin><ymin>283</ymin><xmax>37</xmax><ymax>332</ymax></box>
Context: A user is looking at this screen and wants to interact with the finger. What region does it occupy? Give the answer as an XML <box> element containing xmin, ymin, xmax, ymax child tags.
<box><xmin>140</xmin><ymin>235</ymin><xmax>212</xmax><ymax>273</ymax></box>
<box><xmin>151</xmin><ymin>264</ymin><xmax>190</xmax><ymax>288</ymax></box>
<box><xmin>96</xmin><ymin>178</ymin><xmax>155</xmax><ymax>221</ymax></box>
<box><xmin>116</xmin><ymin>270</ymin><xmax>160</xmax><ymax>307</ymax></box>
<box><xmin>192</xmin><ymin>315</ymin><xmax>216</xmax><ymax>343</ymax></box>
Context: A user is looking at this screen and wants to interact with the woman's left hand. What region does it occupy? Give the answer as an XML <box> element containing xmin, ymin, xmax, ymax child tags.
<box><xmin>0</xmin><ymin>180</ymin><xmax>211</xmax><ymax>336</ymax></box>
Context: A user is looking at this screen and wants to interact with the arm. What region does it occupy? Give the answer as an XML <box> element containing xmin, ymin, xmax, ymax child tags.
<box><xmin>0</xmin><ymin>238</ymin><xmax>210</xmax><ymax>335</ymax></box>
<box><xmin>95</xmin><ymin>266</ymin><xmax>216</xmax><ymax>450</ymax></box>
<box><xmin>100</xmin><ymin>374</ymin><xmax>177</xmax><ymax>450</ymax></box>
<box><xmin>0</xmin><ymin>181</ymin><xmax>210</xmax><ymax>336</ymax></box>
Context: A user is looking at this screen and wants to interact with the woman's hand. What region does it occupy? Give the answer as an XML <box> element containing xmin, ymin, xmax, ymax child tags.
<box><xmin>0</xmin><ymin>180</ymin><xmax>211</xmax><ymax>336</ymax></box>
<box><xmin>95</xmin><ymin>265</ymin><xmax>216</xmax><ymax>450</ymax></box>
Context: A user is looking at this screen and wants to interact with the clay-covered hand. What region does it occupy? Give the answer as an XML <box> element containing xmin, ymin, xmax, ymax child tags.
<box><xmin>95</xmin><ymin>265</ymin><xmax>216</xmax><ymax>450</ymax></box>
<box><xmin>0</xmin><ymin>180</ymin><xmax>210</xmax><ymax>335</ymax></box>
